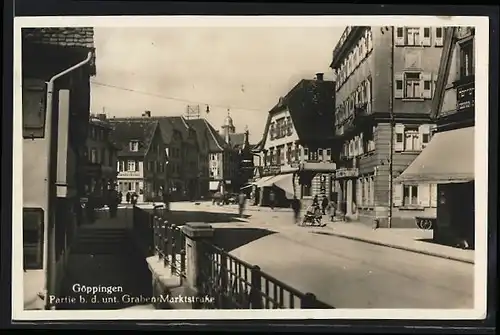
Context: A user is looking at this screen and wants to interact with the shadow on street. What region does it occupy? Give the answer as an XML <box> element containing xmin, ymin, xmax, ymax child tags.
<box><xmin>213</xmin><ymin>227</ymin><xmax>276</xmax><ymax>252</ymax></box>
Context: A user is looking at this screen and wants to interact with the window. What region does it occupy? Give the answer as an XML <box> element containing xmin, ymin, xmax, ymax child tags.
<box><xmin>422</xmin><ymin>133</ymin><xmax>429</xmax><ymax>144</ymax></box>
<box><xmin>23</xmin><ymin>208</ymin><xmax>44</xmax><ymax>270</ymax></box>
<box><xmin>309</xmin><ymin>148</ymin><xmax>319</xmax><ymax>161</ymax></box>
<box><xmin>90</xmin><ymin>148</ymin><xmax>97</xmax><ymax>163</ymax></box>
<box><xmin>301</xmin><ymin>182</ymin><xmax>312</xmax><ymax>197</ymax></box>
<box><xmin>303</xmin><ymin>147</ymin><xmax>309</xmax><ymax>160</ymax></box>
<box><xmin>404</xmin><ymin>130</ymin><xmax>420</xmax><ymax>151</ymax></box>
<box><xmin>23</xmin><ymin>79</ymin><xmax>47</xmax><ymax>138</ymax></box>
<box><xmin>130</xmin><ymin>141</ymin><xmax>139</xmax><ymax>152</ymax></box>
<box><xmin>406</xmin><ymin>28</ymin><xmax>420</xmax><ymax>46</ymax></box>
<box><xmin>127</xmin><ymin>160</ymin><xmax>136</xmax><ymax>171</ymax></box>
<box><xmin>270</xmin><ymin>123</ymin><xmax>276</xmax><ymax>140</ymax></box>
<box><xmin>318</xmin><ymin>149</ymin><xmax>324</xmax><ymax>161</ymax></box>
<box><xmin>460</xmin><ymin>41</ymin><xmax>474</xmax><ymax>78</ymax></box>
<box><xmin>101</xmin><ymin>148</ymin><xmax>106</xmax><ymax>166</ymax></box>
<box><xmin>403</xmin><ymin>185</ymin><xmax>418</xmax><ymax>206</ymax></box>
<box><xmin>435</xmin><ymin>27</ymin><xmax>444</xmax><ymax>46</ymax></box>
<box><xmin>118</xmin><ymin>160</ymin><xmax>125</xmax><ymax>172</ymax></box>
<box><xmin>423</xmin><ymin>28</ymin><xmax>431</xmax><ymax>39</ymax></box>
<box><xmin>404</xmin><ymin>72</ymin><xmax>421</xmax><ymax>99</ymax></box>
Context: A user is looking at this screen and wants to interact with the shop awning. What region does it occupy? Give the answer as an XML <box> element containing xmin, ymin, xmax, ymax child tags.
<box><xmin>209</xmin><ymin>181</ymin><xmax>220</xmax><ymax>191</ymax></box>
<box><xmin>271</xmin><ymin>173</ymin><xmax>295</xmax><ymax>200</ymax></box>
<box><xmin>396</xmin><ymin>126</ymin><xmax>474</xmax><ymax>184</ymax></box>
<box><xmin>253</xmin><ymin>176</ymin><xmax>276</xmax><ymax>188</ymax></box>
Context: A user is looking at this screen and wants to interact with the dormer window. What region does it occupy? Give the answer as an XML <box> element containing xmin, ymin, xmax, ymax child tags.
<box><xmin>130</xmin><ymin>140</ymin><xmax>139</xmax><ymax>152</ymax></box>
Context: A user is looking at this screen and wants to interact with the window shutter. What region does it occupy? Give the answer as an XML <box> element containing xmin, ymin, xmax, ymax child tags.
<box><xmin>393</xmin><ymin>183</ymin><xmax>403</xmax><ymax>207</ymax></box>
<box><xmin>421</xmin><ymin>27</ymin><xmax>432</xmax><ymax>46</ymax></box>
<box><xmin>432</xmin><ymin>72</ymin><xmax>438</xmax><ymax>97</ymax></box>
<box><xmin>419</xmin><ymin>124</ymin><xmax>431</xmax><ymax>149</ymax></box>
<box><xmin>367</xmin><ymin>30</ymin><xmax>373</xmax><ymax>51</ymax></box>
<box><xmin>359</xmin><ymin>133</ymin><xmax>364</xmax><ymax>155</ymax></box>
<box><xmin>366</xmin><ymin>78</ymin><xmax>372</xmax><ymax>104</ymax></box>
<box><xmin>394</xmin><ymin>73</ymin><xmax>404</xmax><ymax>99</ymax></box>
<box><xmin>395</xmin><ymin>27</ymin><xmax>405</xmax><ymax>46</ymax></box>
<box><xmin>430</xmin><ymin>184</ymin><xmax>438</xmax><ymax>207</ymax></box>
<box><xmin>435</xmin><ymin>27</ymin><xmax>444</xmax><ymax>46</ymax></box>
<box><xmin>394</xmin><ymin>123</ymin><xmax>405</xmax><ymax>152</ymax></box>
<box><xmin>422</xmin><ymin>72</ymin><xmax>432</xmax><ymax>99</ymax></box>
<box><xmin>418</xmin><ymin>184</ymin><xmax>431</xmax><ymax>207</ymax></box>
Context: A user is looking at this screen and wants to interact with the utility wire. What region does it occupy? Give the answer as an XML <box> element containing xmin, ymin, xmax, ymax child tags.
<box><xmin>90</xmin><ymin>80</ymin><xmax>264</xmax><ymax>113</ymax></box>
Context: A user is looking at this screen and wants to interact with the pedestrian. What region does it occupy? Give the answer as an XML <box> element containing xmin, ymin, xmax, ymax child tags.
<box><xmin>238</xmin><ymin>191</ymin><xmax>246</xmax><ymax>217</ymax></box>
<box><xmin>321</xmin><ymin>195</ymin><xmax>329</xmax><ymax>215</ymax></box>
<box><xmin>327</xmin><ymin>199</ymin><xmax>337</xmax><ymax>222</ymax></box>
<box><xmin>131</xmin><ymin>192</ymin><xmax>138</xmax><ymax>206</ymax></box>
<box><xmin>291</xmin><ymin>196</ymin><xmax>301</xmax><ymax>225</ymax></box>
<box><xmin>312</xmin><ymin>195</ymin><xmax>319</xmax><ymax>207</ymax></box>
<box><xmin>126</xmin><ymin>191</ymin><xmax>131</xmax><ymax>204</ymax></box>
<box><xmin>117</xmin><ymin>191</ymin><xmax>123</xmax><ymax>204</ymax></box>
<box><xmin>269</xmin><ymin>190</ymin><xmax>276</xmax><ymax>210</ymax></box>
<box><xmin>107</xmin><ymin>187</ymin><xmax>119</xmax><ymax>219</ymax></box>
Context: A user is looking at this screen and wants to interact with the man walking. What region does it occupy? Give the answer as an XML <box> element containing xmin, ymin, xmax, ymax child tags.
<box><xmin>269</xmin><ymin>190</ymin><xmax>276</xmax><ymax>210</ymax></box>
<box><xmin>291</xmin><ymin>196</ymin><xmax>301</xmax><ymax>225</ymax></box>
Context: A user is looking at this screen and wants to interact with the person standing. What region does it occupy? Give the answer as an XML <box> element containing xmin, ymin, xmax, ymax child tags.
<box><xmin>107</xmin><ymin>187</ymin><xmax>119</xmax><ymax>219</ymax></box>
<box><xmin>269</xmin><ymin>190</ymin><xmax>276</xmax><ymax>210</ymax></box>
<box><xmin>238</xmin><ymin>191</ymin><xmax>247</xmax><ymax>217</ymax></box>
<box><xmin>327</xmin><ymin>199</ymin><xmax>337</xmax><ymax>222</ymax></box>
<box><xmin>321</xmin><ymin>195</ymin><xmax>329</xmax><ymax>215</ymax></box>
<box><xmin>291</xmin><ymin>196</ymin><xmax>301</xmax><ymax>225</ymax></box>
<box><xmin>126</xmin><ymin>191</ymin><xmax>131</xmax><ymax>204</ymax></box>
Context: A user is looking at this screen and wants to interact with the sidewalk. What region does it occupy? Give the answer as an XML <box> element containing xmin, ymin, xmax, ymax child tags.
<box><xmin>309</xmin><ymin>222</ymin><xmax>474</xmax><ymax>264</ymax></box>
<box><xmin>198</xmin><ymin>202</ymin><xmax>474</xmax><ymax>264</ymax></box>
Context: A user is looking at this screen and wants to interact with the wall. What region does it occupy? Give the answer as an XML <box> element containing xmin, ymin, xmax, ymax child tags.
<box><xmin>144</xmin><ymin>126</ymin><xmax>168</xmax><ymax>199</ymax></box>
<box><xmin>263</xmin><ymin>109</ymin><xmax>299</xmax><ymax>150</ymax></box>
<box><xmin>371</xmin><ymin>27</ymin><xmax>443</xmax><ymax>116</ymax></box>
<box><xmin>167</xmin><ymin>131</ymin><xmax>183</xmax><ymax>188</ymax></box>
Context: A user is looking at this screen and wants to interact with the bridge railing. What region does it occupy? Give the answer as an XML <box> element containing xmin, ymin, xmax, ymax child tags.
<box><xmin>132</xmin><ymin>206</ymin><xmax>334</xmax><ymax>309</ymax></box>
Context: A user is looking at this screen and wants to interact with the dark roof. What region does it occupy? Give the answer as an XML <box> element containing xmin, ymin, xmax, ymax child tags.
<box><xmin>186</xmin><ymin>118</ymin><xmax>227</xmax><ymax>152</ymax></box>
<box><xmin>228</xmin><ymin>133</ymin><xmax>245</xmax><ymax>149</ymax></box>
<box><xmin>22</xmin><ymin>27</ymin><xmax>97</xmax><ymax>75</ymax></box>
<box><xmin>109</xmin><ymin>120</ymin><xmax>158</xmax><ymax>157</ymax></box>
<box><xmin>260</xmin><ymin>79</ymin><xmax>335</xmax><ymax>148</ymax></box>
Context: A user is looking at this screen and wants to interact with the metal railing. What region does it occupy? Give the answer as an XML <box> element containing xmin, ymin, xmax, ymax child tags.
<box><xmin>199</xmin><ymin>240</ymin><xmax>333</xmax><ymax>309</ymax></box>
<box><xmin>133</xmin><ymin>206</ymin><xmax>334</xmax><ymax>309</ymax></box>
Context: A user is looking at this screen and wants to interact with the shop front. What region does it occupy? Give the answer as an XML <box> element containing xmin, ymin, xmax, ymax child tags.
<box><xmin>396</xmin><ymin>126</ymin><xmax>474</xmax><ymax>248</ymax></box>
<box><xmin>333</xmin><ymin>167</ymin><xmax>359</xmax><ymax>219</ymax></box>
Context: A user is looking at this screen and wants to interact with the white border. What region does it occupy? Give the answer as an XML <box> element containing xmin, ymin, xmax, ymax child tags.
<box><xmin>12</xmin><ymin>15</ymin><xmax>490</xmax><ymax>321</ymax></box>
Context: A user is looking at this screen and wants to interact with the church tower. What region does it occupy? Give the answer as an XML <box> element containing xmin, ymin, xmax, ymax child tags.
<box><xmin>221</xmin><ymin>110</ymin><xmax>236</xmax><ymax>143</ymax></box>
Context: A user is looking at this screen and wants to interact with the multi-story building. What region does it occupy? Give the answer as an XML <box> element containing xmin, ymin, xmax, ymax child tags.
<box><xmin>253</xmin><ymin>73</ymin><xmax>336</xmax><ymax>207</ymax></box>
<box><xmin>110</xmin><ymin>119</ymin><xmax>167</xmax><ymax>203</ymax></box>
<box><xmin>330</xmin><ymin>26</ymin><xmax>443</xmax><ymax>227</ymax></box>
<box><xmin>83</xmin><ymin>113</ymin><xmax>119</xmax><ymax>206</ymax></box>
<box><xmin>397</xmin><ymin>27</ymin><xmax>475</xmax><ymax>248</ymax></box>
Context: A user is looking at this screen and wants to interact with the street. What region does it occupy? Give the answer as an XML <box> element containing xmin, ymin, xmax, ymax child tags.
<box><xmin>167</xmin><ymin>202</ymin><xmax>474</xmax><ymax>309</ymax></box>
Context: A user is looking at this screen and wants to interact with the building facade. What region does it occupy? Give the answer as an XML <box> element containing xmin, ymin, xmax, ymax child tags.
<box><xmin>254</xmin><ymin>74</ymin><xmax>336</xmax><ymax>207</ymax></box>
<box><xmin>83</xmin><ymin>113</ymin><xmax>118</xmax><ymax>206</ymax></box>
<box><xmin>22</xmin><ymin>28</ymin><xmax>96</xmax><ymax>309</ymax></box>
<box><xmin>110</xmin><ymin>119</ymin><xmax>168</xmax><ymax>203</ymax></box>
<box><xmin>397</xmin><ymin>27</ymin><xmax>475</xmax><ymax>248</ymax></box>
<box><xmin>330</xmin><ymin>26</ymin><xmax>443</xmax><ymax>227</ymax></box>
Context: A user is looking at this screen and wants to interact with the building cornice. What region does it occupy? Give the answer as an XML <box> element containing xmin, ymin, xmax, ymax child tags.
<box><xmin>330</xmin><ymin>26</ymin><xmax>367</xmax><ymax>69</ymax></box>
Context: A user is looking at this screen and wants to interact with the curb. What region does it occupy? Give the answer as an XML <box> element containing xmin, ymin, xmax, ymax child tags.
<box><xmin>310</xmin><ymin>230</ymin><xmax>474</xmax><ymax>265</ymax></box>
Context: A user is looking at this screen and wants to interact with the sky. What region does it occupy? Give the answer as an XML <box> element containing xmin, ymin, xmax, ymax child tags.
<box><xmin>90</xmin><ymin>26</ymin><xmax>344</xmax><ymax>143</ymax></box>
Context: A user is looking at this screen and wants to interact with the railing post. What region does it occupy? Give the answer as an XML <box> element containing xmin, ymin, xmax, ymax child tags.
<box><xmin>170</xmin><ymin>224</ymin><xmax>177</xmax><ymax>274</ymax></box>
<box><xmin>250</xmin><ymin>265</ymin><xmax>263</xmax><ymax>309</ymax></box>
<box><xmin>181</xmin><ymin>222</ymin><xmax>215</xmax><ymax>293</ymax></box>
<box><xmin>301</xmin><ymin>292</ymin><xmax>318</xmax><ymax>309</ymax></box>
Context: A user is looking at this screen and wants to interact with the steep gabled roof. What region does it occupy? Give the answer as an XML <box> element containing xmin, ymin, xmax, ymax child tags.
<box><xmin>109</xmin><ymin>119</ymin><xmax>158</xmax><ymax>157</ymax></box>
<box><xmin>186</xmin><ymin>118</ymin><xmax>227</xmax><ymax>152</ymax></box>
<box><xmin>259</xmin><ymin>79</ymin><xmax>335</xmax><ymax>148</ymax></box>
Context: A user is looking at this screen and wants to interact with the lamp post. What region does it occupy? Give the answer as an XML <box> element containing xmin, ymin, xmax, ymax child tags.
<box><xmin>381</xmin><ymin>26</ymin><xmax>395</xmax><ymax>228</ymax></box>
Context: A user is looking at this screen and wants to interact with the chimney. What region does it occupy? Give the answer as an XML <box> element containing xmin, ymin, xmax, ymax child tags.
<box><xmin>315</xmin><ymin>73</ymin><xmax>324</xmax><ymax>81</ymax></box>
<box><xmin>142</xmin><ymin>111</ymin><xmax>151</xmax><ymax>117</ymax></box>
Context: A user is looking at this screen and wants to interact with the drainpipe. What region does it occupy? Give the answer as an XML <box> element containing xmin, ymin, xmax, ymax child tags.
<box><xmin>44</xmin><ymin>51</ymin><xmax>93</xmax><ymax>309</ymax></box>
<box><xmin>388</xmin><ymin>28</ymin><xmax>395</xmax><ymax>229</ymax></box>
